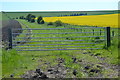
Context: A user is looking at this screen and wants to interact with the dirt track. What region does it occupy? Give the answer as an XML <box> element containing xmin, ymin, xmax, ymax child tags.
<box><xmin>21</xmin><ymin>52</ymin><xmax>119</xmax><ymax>78</ymax></box>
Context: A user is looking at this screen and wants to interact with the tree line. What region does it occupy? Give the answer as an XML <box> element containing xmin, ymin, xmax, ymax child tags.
<box><xmin>15</xmin><ymin>14</ymin><xmax>66</xmax><ymax>27</ymax></box>
<box><xmin>58</xmin><ymin>13</ymin><xmax>87</xmax><ymax>17</ymax></box>
<box><xmin>16</xmin><ymin>14</ymin><xmax>45</xmax><ymax>24</ymax></box>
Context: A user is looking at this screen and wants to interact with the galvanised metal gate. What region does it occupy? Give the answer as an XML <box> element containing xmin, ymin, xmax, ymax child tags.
<box><xmin>9</xmin><ymin>26</ymin><xmax>111</xmax><ymax>51</ymax></box>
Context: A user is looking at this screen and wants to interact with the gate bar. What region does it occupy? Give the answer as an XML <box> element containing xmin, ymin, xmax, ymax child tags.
<box><xmin>13</xmin><ymin>39</ymin><xmax>105</xmax><ymax>43</ymax></box>
<box><xmin>12</xmin><ymin>31</ymin><xmax>105</xmax><ymax>35</ymax></box>
<box><xmin>14</xmin><ymin>36</ymin><xmax>105</xmax><ymax>39</ymax></box>
<box><xmin>12</xmin><ymin>43</ymin><xmax>103</xmax><ymax>46</ymax></box>
<box><xmin>16</xmin><ymin>48</ymin><xmax>102</xmax><ymax>51</ymax></box>
<box><xmin>13</xmin><ymin>27</ymin><xmax>105</xmax><ymax>30</ymax></box>
<box><xmin>13</xmin><ymin>45</ymin><xmax>104</xmax><ymax>49</ymax></box>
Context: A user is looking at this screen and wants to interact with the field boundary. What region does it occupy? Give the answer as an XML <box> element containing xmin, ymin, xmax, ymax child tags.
<box><xmin>8</xmin><ymin>26</ymin><xmax>111</xmax><ymax>51</ymax></box>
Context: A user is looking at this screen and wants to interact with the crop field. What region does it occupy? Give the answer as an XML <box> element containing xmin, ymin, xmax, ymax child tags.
<box><xmin>2</xmin><ymin>11</ymin><xmax>119</xmax><ymax>78</ymax></box>
<box><xmin>43</xmin><ymin>14</ymin><xmax>119</xmax><ymax>28</ymax></box>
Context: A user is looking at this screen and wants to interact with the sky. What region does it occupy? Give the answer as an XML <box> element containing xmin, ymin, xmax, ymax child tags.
<box><xmin>0</xmin><ymin>0</ymin><xmax>120</xmax><ymax>12</ymax></box>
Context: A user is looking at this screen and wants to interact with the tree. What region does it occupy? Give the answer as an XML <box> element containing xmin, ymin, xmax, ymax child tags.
<box><xmin>26</xmin><ymin>14</ymin><xmax>32</xmax><ymax>22</ymax></box>
<box><xmin>19</xmin><ymin>16</ymin><xmax>24</xmax><ymax>19</ymax></box>
<box><xmin>37</xmin><ymin>16</ymin><xmax>43</xmax><ymax>24</ymax></box>
<box><xmin>30</xmin><ymin>15</ymin><xmax>36</xmax><ymax>23</ymax></box>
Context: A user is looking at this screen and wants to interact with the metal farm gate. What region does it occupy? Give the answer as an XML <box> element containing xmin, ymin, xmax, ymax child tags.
<box><xmin>9</xmin><ymin>26</ymin><xmax>111</xmax><ymax>51</ymax></box>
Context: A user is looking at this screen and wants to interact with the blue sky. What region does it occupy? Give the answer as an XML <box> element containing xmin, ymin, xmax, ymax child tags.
<box><xmin>0</xmin><ymin>0</ymin><xmax>120</xmax><ymax>11</ymax></box>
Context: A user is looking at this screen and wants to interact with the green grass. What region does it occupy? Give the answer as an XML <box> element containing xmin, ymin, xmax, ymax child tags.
<box><xmin>2</xmin><ymin>49</ymin><xmax>44</xmax><ymax>78</ymax></box>
<box><xmin>1</xmin><ymin>12</ymin><xmax>10</xmax><ymax>21</ymax></box>
<box><xmin>2</xmin><ymin>19</ymin><xmax>119</xmax><ymax>78</ymax></box>
<box><xmin>0</xmin><ymin>12</ymin><xmax>2</xmax><ymax>21</ymax></box>
<box><xmin>0</xmin><ymin>48</ymin><xmax>2</xmax><ymax>79</ymax></box>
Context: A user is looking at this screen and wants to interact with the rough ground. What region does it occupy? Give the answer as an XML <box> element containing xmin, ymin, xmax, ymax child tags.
<box><xmin>21</xmin><ymin>51</ymin><xmax>119</xmax><ymax>78</ymax></box>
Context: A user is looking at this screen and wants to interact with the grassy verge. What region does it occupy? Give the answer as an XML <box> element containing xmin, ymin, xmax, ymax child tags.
<box><xmin>0</xmin><ymin>49</ymin><xmax>2</xmax><ymax>79</ymax></box>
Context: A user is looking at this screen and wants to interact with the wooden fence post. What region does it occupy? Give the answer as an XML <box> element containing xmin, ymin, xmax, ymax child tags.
<box><xmin>93</xmin><ymin>29</ymin><xmax>94</xmax><ymax>35</ymax></box>
<box><xmin>112</xmin><ymin>31</ymin><xmax>114</xmax><ymax>37</ymax></box>
<box><xmin>8</xmin><ymin>28</ymin><xmax>12</xmax><ymax>49</ymax></box>
<box><xmin>106</xmin><ymin>27</ymin><xmax>111</xmax><ymax>47</ymax></box>
<box><xmin>100</xmin><ymin>29</ymin><xmax>101</xmax><ymax>35</ymax></box>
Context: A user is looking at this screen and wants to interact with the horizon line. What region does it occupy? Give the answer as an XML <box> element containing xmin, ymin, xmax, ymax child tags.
<box><xmin>0</xmin><ymin>9</ymin><xmax>118</xmax><ymax>12</ymax></box>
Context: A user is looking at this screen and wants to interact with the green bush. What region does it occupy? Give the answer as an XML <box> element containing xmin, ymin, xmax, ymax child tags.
<box><xmin>26</xmin><ymin>14</ymin><xmax>32</xmax><ymax>22</ymax></box>
<box><xmin>19</xmin><ymin>16</ymin><xmax>24</xmax><ymax>19</ymax></box>
<box><xmin>47</xmin><ymin>22</ymin><xmax>53</xmax><ymax>25</ymax></box>
<box><xmin>54</xmin><ymin>20</ymin><xmax>63</xmax><ymax>27</ymax></box>
<box><xmin>37</xmin><ymin>16</ymin><xmax>43</xmax><ymax>24</ymax></box>
<box><xmin>30</xmin><ymin>15</ymin><xmax>36</xmax><ymax>23</ymax></box>
<box><xmin>37</xmin><ymin>16</ymin><xmax>45</xmax><ymax>24</ymax></box>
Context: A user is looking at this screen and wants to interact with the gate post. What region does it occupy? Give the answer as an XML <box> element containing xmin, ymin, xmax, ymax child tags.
<box><xmin>8</xmin><ymin>28</ymin><xmax>12</xmax><ymax>49</ymax></box>
<box><xmin>106</xmin><ymin>27</ymin><xmax>111</xmax><ymax>47</ymax></box>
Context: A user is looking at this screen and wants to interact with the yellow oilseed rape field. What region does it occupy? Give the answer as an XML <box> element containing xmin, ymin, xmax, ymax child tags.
<box><xmin>43</xmin><ymin>14</ymin><xmax>119</xmax><ymax>28</ymax></box>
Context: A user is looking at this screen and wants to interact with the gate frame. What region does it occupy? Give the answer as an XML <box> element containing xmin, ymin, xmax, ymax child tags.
<box><xmin>9</xmin><ymin>27</ymin><xmax>111</xmax><ymax>50</ymax></box>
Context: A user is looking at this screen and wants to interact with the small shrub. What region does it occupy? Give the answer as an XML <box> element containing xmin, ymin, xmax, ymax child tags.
<box><xmin>19</xmin><ymin>16</ymin><xmax>24</xmax><ymax>19</ymax></box>
<box><xmin>95</xmin><ymin>37</ymin><xmax>100</xmax><ymax>39</ymax></box>
<box><xmin>30</xmin><ymin>15</ymin><xmax>36</xmax><ymax>23</ymax></box>
<box><xmin>54</xmin><ymin>20</ymin><xmax>63</xmax><ymax>27</ymax></box>
<box><xmin>26</xmin><ymin>14</ymin><xmax>32</xmax><ymax>22</ymax></box>
<box><xmin>47</xmin><ymin>22</ymin><xmax>53</xmax><ymax>25</ymax></box>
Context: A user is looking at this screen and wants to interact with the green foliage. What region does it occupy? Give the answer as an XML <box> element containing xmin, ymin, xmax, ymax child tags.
<box><xmin>2</xmin><ymin>49</ymin><xmax>22</xmax><ymax>75</ymax></box>
<box><xmin>26</xmin><ymin>14</ymin><xmax>36</xmax><ymax>23</ymax></box>
<box><xmin>19</xmin><ymin>16</ymin><xmax>24</xmax><ymax>19</ymax></box>
<box><xmin>95</xmin><ymin>37</ymin><xmax>100</xmax><ymax>39</ymax></box>
<box><xmin>37</xmin><ymin>16</ymin><xmax>42</xmax><ymax>24</ymax></box>
<box><xmin>2</xmin><ymin>49</ymin><xmax>38</xmax><ymax>78</ymax></box>
<box><xmin>47</xmin><ymin>22</ymin><xmax>54</xmax><ymax>25</ymax></box>
<box><xmin>54</xmin><ymin>20</ymin><xmax>63</xmax><ymax>27</ymax></box>
<box><xmin>26</xmin><ymin>14</ymin><xmax>32</xmax><ymax>22</ymax></box>
<box><xmin>29</xmin><ymin>15</ymin><xmax>36</xmax><ymax>23</ymax></box>
<box><xmin>37</xmin><ymin>16</ymin><xmax>45</xmax><ymax>24</ymax></box>
<box><xmin>40</xmin><ymin>20</ymin><xmax>45</xmax><ymax>24</ymax></box>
